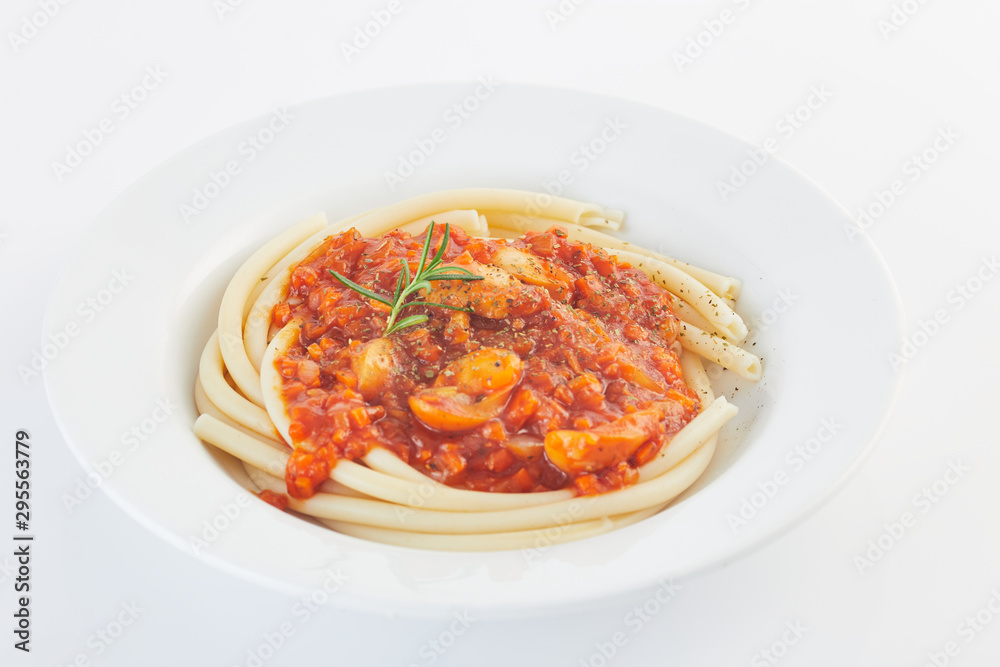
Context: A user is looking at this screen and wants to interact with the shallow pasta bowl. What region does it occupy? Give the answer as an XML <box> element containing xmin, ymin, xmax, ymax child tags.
<box><xmin>44</xmin><ymin>84</ymin><xmax>903</xmax><ymax>616</ymax></box>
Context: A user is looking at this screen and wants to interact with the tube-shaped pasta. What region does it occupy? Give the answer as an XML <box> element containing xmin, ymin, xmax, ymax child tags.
<box><xmin>192</xmin><ymin>190</ymin><xmax>759</xmax><ymax>551</ymax></box>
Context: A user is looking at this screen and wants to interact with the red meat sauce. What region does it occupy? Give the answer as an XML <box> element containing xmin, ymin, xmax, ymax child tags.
<box><xmin>271</xmin><ymin>224</ymin><xmax>701</xmax><ymax>500</ymax></box>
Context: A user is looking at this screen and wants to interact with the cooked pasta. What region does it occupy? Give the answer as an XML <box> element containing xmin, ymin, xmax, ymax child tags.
<box><xmin>192</xmin><ymin>188</ymin><xmax>758</xmax><ymax>551</ymax></box>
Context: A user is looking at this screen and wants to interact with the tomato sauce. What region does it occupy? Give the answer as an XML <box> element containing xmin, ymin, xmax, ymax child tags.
<box><xmin>273</xmin><ymin>224</ymin><xmax>700</xmax><ymax>499</ymax></box>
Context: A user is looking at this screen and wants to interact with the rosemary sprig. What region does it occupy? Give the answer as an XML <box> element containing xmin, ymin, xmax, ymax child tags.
<box><xmin>328</xmin><ymin>221</ymin><xmax>484</xmax><ymax>336</ymax></box>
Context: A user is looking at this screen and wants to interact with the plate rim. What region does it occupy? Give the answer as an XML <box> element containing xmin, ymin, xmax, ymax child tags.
<box><xmin>43</xmin><ymin>82</ymin><xmax>906</xmax><ymax>615</ymax></box>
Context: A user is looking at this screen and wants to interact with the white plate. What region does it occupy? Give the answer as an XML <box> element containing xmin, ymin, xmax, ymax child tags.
<box><xmin>45</xmin><ymin>84</ymin><xmax>903</xmax><ymax>616</ymax></box>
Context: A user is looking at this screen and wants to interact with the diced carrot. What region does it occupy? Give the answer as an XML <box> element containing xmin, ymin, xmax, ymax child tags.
<box><xmin>528</xmin><ymin>233</ymin><xmax>556</xmax><ymax>257</ymax></box>
<box><xmin>480</xmin><ymin>419</ymin><xmax>506</xmax><ymax>442</ymax></box>
<box><xmin>591</xmin><ymin>251</ymin><xmax>616</xmax><ymax>277</ymax></box>
<box><xmin>272</xmin><ymin>302</ymin><xmax>292</xmax><ymax>327</ymax></box>
<box><xmin>279</xmin><ymin>359</ymin><xmax>298</xmax><ymax>378</ymax></box>
<box><xmin>369</xmin><ymin>299</ymin><xmax>391</xmax><ymax>314</ymax></box>
<box><xmin>553</xmin><ymin>384</ymin><xmax>574</xmax><ymax>406</ymax></box>
<box><xmin>283</xmin><ymin>381</ymin><xmax>306</xmax><ymax>398</ymax></box>
<box><xmin>320</xmin><ymin>289</ymin><xmax>342</xmax><ymax>311</ymax></box>
<box><xmin>596</xmin><ymin>343</ymin><xmax>625</xmax><ymax>365</ymax></box>
<box><xmin>485</xmin><ymin>448</ymin><xmax>514</xmax><ymax>472</ymax></box>
<box><xmin>623</xmin><ymin>322</ymin><xmax>648</xmax><ymax>342</ymax></box>
<box><xmin>334</xmin><ymin>369</ymin><xmax>358</xmax><ymax>389</ymax></box>
<box><xmin>285</xmin><ymin>447</ymin><xmax>333</xmax><ymax>499</ymax></box>
<box><xmin>303</xmin><ymin>322</ymin><xmax>330</xmax><ymax>339</ymax></box>
<box><xmin>503</xmin><ymin>387</ymin><xmax>540</xmax><ymax>431</ymax></box>
<box><xmin>563</xmin><ymin>349</ymin><xmax>583</xmax><ymax>374</ymax></box>
<box><xmin>287</xmin><ymin>422</ymin><xmax>307</xmax><ymax>443</ymax></box>
<box><xmin>288</xmin><ymin>403</ymin><xmax>317</xmax><ymax>423</ymax></box>
<box><xmin>512</xmin><ymin>338</ymin><xmax>534</xmax><ymax>356</ymax></box>
<box><xmin>412</xmin><ymin>342</ymin><xmax>443</xmax><ymax>364</ymax></box>
<box><xmin>290</xmin><ymin>265</ymin><xmax>319</xmax><ymax>291</ymax></box>
<box><xmin>530</xmin><ymin>397</ymin><xmax>569</xmax><ymax>432</ymax></box>
<box><xmin>566</xmin><ymin>373</ymin><xmax>604</xmax><ymax>408</ymax></box>
<box><xmin>509</xmin><ymin>467</ymin><xmax>534</xmax><ymax>492</ymax></box>
<box><xmin>632</xmin><ymin>439</ymin><xmax>659</xmax><ymax>467</ymax></box>
<box><xmin>348</xmin><ymin>406</ymin><xmax>370</xmax><ymax>428</ymax></box>
<box><xmin>574</xmin><ymin>474</ymin><xmax>600</xmax><ymax>496</ymax></box>
<box><xmin>574</xmin><ymin>274</ymin><xmax>604</xmax><ymax>299</ymax></box>
<box><xmin>447</xmin><ymin>224</ymin><xmax>470</xmax><ymax>246</ymax></box>
<box><xmin>463</xmin><ymin>242</ymin><xmax>495</xmax><ymax>264</ymax></box>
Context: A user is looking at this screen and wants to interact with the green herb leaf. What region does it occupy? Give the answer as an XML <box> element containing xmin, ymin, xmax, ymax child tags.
<box><xmin>429</xmin><ymin>222</ymin><xmax>450</xmax><ymax>267</ymax></box>
<box><xmin>414</xmin><ymin>221</ymin><xmax>435</xmax><ymax>277</ymax></box>
<box><xmin>328</xmin><ymin>270</ymin><xmax>392</xmax><ymax>306</ymax></box>
<box><xmin>424</xmin><ymin>272</ymin><xmax>484</xmax><ymax>281</ymax></box>
<box><xmin>411</xmin><ymin>277</ymin><xmax>434</xmax><ymax>290</ymax></box>
<box><xmin>385</xmin><ymin>314</ymin><xmax>429</xmax><ymax>335</ymax></box>
<box><xmin>392</xmin><ymin>262</ymin><xmax>405</xmax><ymax>304</ymax></box>
<box><xmin>332</xmin><ymin>220</ymin><xmax>486</xmax><ymax>337</ymax></box>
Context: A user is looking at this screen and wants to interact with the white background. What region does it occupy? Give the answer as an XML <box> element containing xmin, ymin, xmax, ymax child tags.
<box><xmin>2</xmin><ymin>1</ymin><xmax>999</xmax><ymax>665</ymax></box>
